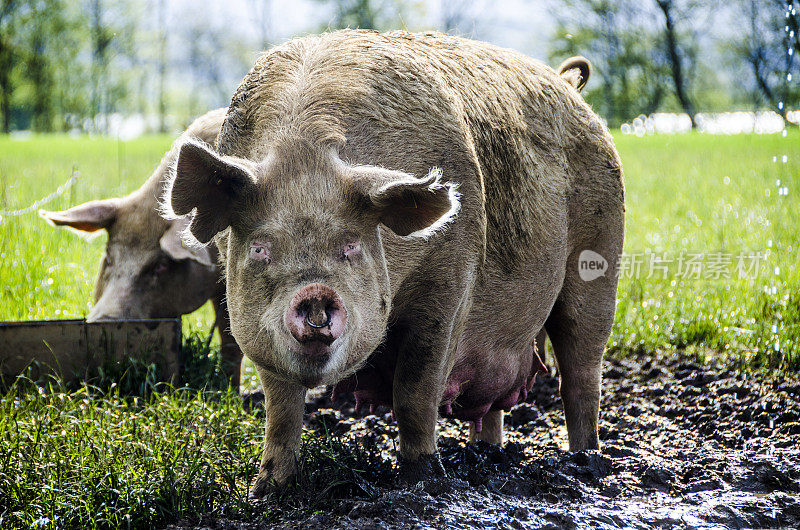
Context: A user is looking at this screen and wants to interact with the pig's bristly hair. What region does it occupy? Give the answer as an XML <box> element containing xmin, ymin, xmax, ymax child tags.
<box><xmin>159</xmin><ymin>138</ymin><xmax>256</xmax><ymax>250</ymax></box>
<box><xmin>158</xmin><ymin>138</ymin><xmax>212</xmax><ymax>250</ymax></box>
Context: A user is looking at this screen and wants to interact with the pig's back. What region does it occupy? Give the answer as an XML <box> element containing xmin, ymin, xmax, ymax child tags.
<box><xmin>222</xmin><ymin>31</ymin><xmax>619</xmax><ymax>266</ymax></box>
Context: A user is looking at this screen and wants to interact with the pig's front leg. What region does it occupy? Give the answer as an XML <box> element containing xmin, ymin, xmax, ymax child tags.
<box><xmin>392</xmin><ymin>316</ymin><xmax>455</xmax><ymax>482</ymax></box>
<box><xmin>249</xmin><ymin>368</ymin><xmax>305</xmax><ymax>498</ymax></box>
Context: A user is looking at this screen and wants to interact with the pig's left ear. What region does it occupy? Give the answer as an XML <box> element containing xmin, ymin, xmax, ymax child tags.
<box><xmin>351</xmin><ymin>166</ymin><xmax>461</xmax><ymax>238</ymax></box>
<box><xmin>39</xmin><ymin>199</ymin><xmax>120</xmax><ymax>234</ymax></box>
<box><xmin>159</xmin><ymin>218</ymin><xmax>214</xmax><ymax>267</ymax></box>
<box><xmin>164</xmin><ymin>140</ymin><xmax>256</xmax><ymax>244</ymax></box>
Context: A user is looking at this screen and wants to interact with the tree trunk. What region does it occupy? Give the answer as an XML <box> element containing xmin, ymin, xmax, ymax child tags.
<box><xmin>30</xmin><ymin>30</ymin><xmax>53</xmax><ymax>132</ymax></box>
<box><xmin>656</xmin><ymin>0</ymin><xmax>697</xmax><ymax>127</ymax></box>
<box><xmin>0</xmin><ymin>45</ymin><xmax>10</xmax><ymax>133</ymax></box>
<box><xmin>157</xmin><ymin>0</ymin><xmax>167</xmax><ymax>133</ymax></box>
<box><xmin>0</xmin><ymin>76</ymin><xmax>10</xmax><ymax>133</ymax></box>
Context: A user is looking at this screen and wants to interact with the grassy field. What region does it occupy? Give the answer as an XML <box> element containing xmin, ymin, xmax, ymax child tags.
<box><xmin>0</xmin><ymin>131</ymin><xmax>799</xmax><ymax>528</ymax></box>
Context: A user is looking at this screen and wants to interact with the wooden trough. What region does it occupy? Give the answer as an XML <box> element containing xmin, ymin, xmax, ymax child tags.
<box><xmin>0</xmin><ymin>319</ymin><xmax>181</xmax><ymax>384</ymax></box>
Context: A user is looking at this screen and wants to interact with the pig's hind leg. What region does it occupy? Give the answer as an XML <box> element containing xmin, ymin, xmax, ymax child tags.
<box><xmin>544</xmin><ymin>246</ymin><xmax>621</xmax><ymax>451</ymax></box>
<box><xmin>469</xmin><ymin>409</ymin><xmax>504</xmax><ymax>444</ymax></box>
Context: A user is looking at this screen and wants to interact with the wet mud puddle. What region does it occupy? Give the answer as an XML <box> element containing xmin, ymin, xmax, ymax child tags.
<box><xmin>177</xmin><ymin>354</ymin><xmax>800</xmax><ymax>529</ymax></box>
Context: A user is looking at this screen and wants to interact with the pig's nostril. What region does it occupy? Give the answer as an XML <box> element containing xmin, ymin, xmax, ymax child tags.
<box><xmin>305</xmin><ymin>311</ymin><xmax>331</xmax><ymax>329</ymax></box>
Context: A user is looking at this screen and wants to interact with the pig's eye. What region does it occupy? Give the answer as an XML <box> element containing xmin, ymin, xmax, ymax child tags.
<box><xmin>103</xmin><ymin>254</ymin><xmax>113</xmax><ymax>268</ymax></box>
<box><xmin>342</xmin><ymin>241</ymin><xmax>361</xmax><ymax>261</ymax></box>
<box><xmin>249</xmin><ymin>241</ymin><xmax>271</xmax><ymax>263</ymax></box>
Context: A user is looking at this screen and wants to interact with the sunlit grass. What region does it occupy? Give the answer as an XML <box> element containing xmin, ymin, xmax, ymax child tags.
<box><xmin>613</xmin><ymin>132</ymin><xmax>800</xmax><ymax>369</ymax></box>
<box><xmin>0</xmin><ymin>379</ymin><xmax>265</xmax><ymax>528</ymax></box>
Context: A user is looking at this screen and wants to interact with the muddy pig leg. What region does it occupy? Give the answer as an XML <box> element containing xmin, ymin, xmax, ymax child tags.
<box><xmin>249</xmin><ymin>367</ymin><xmax>305</xmax><ymax>498</ymax></box>
<box><xmin>392</xmin><ymin>284</ymin><xmax>473</xmax><ymax>481</ymax></box>
<box><xmin>545</xmin><ymin>248</ymin><xmax>619</xmax><ymax>451</ymax></box>
<box><xmin>212</xmin><ymin>291</ymin><xmax>243</xmax><ymax>389</ymax></box>
<box><xmin>469</xmin><ymin>409</ymin><xmax>504</xmax><ymax>444</ymax></box>
<box><xmin>392</xmin><ymin>325</ymin><xmax>451</xmax><ymax>481</ymax></box>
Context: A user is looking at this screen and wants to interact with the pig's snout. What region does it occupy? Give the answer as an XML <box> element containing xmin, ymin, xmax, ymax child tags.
<box><xmin>285</xmin><ymin>283</ymin><xmax>347</xmax><ymax>350</ymax></box>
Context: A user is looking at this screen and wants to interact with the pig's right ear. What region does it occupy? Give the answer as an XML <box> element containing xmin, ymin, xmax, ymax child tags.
<box><xmin>166</xmin><ymin>140</ymin><xmax>256</xmax><ymax>244</ymax></box>
<box><xmin>39</xmin><ymin>199</ymin><xmax>120</xmax><ymax>234</ymax></box>
<box><xmin>350</xmin><ymin>166</ymin><xmax>461</xmax><ymax>238</ymax></box>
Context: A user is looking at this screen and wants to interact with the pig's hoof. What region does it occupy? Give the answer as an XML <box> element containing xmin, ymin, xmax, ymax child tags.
<box><xmin>397</xmin><ymin>453</ymin><xmax>446</xmax><ymax>485</ymax></box>
<box><xmin>248</xmin><ymin>473</ymin><xmax>281</xmax><ymax>499</ymax></box>
<box><xmin>248</xmin><ymin>468</ymin><xmax>295</xmax><ymax>499</ymax></box>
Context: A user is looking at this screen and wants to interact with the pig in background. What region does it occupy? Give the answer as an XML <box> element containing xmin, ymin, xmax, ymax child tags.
<box><xmin>164</xmin><ymin>30</ymin><xmax>623</xmax><ymax>496</ymax></box>
<box><xmin>40</xmin><ymin>108</ymin><xmax>244</xmax><ymax>387</ymax></box>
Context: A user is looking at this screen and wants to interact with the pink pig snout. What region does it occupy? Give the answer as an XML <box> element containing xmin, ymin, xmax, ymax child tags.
<box><xmin>285</xmin><ymin>283</ymin><xmax>347</xmax><ymax>354</ymax></box>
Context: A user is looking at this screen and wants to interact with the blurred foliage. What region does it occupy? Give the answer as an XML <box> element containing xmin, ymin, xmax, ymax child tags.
<box><xmin>723</xmin><ymin>0</ymin><xmax>800</xmax><ymax>117</ymax></box>
<box><xmin>1</xmin><ymin>0</ymin><xmax>799</xmax><ymax>132</ymax></box>
<box><xmin>549</xmin><ymin>0</ymin><xmax>799</xmax><ymax>127</ymax></box>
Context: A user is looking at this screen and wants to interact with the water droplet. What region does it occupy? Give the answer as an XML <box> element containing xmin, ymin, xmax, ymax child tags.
<box><xmin>723</xmin><ymin>176</ymin><xmax>730</xmax><ymax>185</ymax></box>
<box><xmin>775</xmin><ymin>266</ymin><xmax>781</xmax><ymax>276</ymax></box>
<box><xmin>779</xmin><ymin>101</ymin><xmax>785</xmax><ymax>110</ymax></box>
<box><xmin>788</xmin><ymin>73</ymin><xmax>793</xmax><ymax>82</ymax></box>
<box><xmin>772</xmin><ymin>324</ymin><xmax>778</xmax><ymax>333</ymax></box>
<box><xmin>783</xmin><ymin>129</ymin><xmax>788</xmax><ymax>137</ymax></box>
<box><xmin>773</xmin><ymin>156</ymin><xmax>778</xmax><ymax>162</ymax></box>
<box><xmin>782</xmin><ymin>155</ymin><xmax>789</xmax><ymax>163</ymax></box>
<box><xmin>765</xmin><ymin>189</ymin><xmax>771</xmax><ymax>197</ymax></box>
<box><xmin>776</xmin><ymin>179</ymin><xmax>781</xmax><ymax>186</ymax></box>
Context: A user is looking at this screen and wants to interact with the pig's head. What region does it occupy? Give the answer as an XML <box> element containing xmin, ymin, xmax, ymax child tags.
<box><xmin>40</xmin><ymin>197</ymin><xmax>218</xmax><ymax>321</ymax></box>
<box><xmin>164</xmin><ymin>140</ymin><xmax>460</xmax><ymax>387</ymax></box>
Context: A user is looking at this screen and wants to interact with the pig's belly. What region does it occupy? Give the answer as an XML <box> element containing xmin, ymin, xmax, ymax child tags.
<box><xmin>332</xmin><ymin>331</ymin><xmax>547</xmax><ymax>426</ymax></box>
<box><xmin>333</xmin><ymin>245</ymin><xmax>562</xmax><ymax>426</ymax></box>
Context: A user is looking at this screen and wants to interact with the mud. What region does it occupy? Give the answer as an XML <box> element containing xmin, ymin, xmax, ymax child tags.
<box><xmin>170</xmin><ymin>353</ymin><xmax>800</xmax><ymax>529</ymax></box>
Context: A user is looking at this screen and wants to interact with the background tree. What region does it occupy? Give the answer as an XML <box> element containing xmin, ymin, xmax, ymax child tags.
<box><xmin>314</xmin><ymin>0</ymin><xmax>411</xmax><ymax>30</ymax></box>
<box><xmin>249</xmin><ymin>0</ymin><xmax>273</xmax><ymax>50</ymax></box>
<box><xmin>23</xmin><ymin>0</ymin><xmax>74</xmax><ymax>131</ymax></box>
<box><xmin>727</xmin><ymin>0</ymin><xmax>800</xmax><ymax>117</ymax></box>
<box><xmin>654</xmin><ymin>0</ymin><xmax>696</xmax><ymax>126</ymax></box>
<box><xmin>0</xmin><ymin>0</ymin><xmax>22</xmax><ymax>133</ymax></box>
<box><xmin>550</xmin><ymin>0</ymin><xmax>670</xmax><ymax>127</ymax></box>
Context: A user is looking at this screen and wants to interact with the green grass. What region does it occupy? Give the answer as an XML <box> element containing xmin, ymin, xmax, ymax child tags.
<box><xmin>0</xmin><ymin>381</ymin><xmax>263</xmax><ymax>528</ymax></box>
<box><xmin>0</xmin><ymin>130</ymin><xmax>799</xmax><ymax>528</ymax></box>
<box><xmin>611</xmin><ymin>132</ymin><xmax>800</xmax><ymax>370</ymax></box>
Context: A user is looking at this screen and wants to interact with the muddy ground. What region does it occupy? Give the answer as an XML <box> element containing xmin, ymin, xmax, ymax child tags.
<box><xmin>170</xmin><ymin>352</ymin><xmax>800</xmax><ymax>529</ymax></box>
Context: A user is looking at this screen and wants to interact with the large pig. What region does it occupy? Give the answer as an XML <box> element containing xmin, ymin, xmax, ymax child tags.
<box><xmin>40</xmin><ymin>108</ymin><xmax>244</xmax><ymax>386</ymax></box>
<box><xmin>163</xmin><ymin>31</ymin><xmax>624</xmax><ymax>494</ymax></box>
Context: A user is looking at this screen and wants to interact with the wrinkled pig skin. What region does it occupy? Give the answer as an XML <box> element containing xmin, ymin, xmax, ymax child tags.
<box><xmin>40</xmin><ymin>108</ymin><xmax>245</xmax><ymax>387</ymax></box>
<box><xmin>163</xmin><ymin>30</ymin><xmax>624</xmax><ymax>494</ymax></box>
